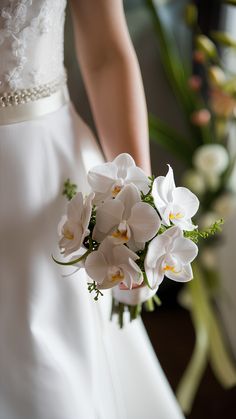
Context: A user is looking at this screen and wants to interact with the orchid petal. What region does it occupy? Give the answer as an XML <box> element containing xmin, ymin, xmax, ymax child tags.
<box><xmin>81</xmin><ymin>192</ymin><xmax>94</xmax><ymax>227</ymax></box>
<box><xmin>128</xmin><ymin>202</ymin><xmax>161</xmax><ymax>243</ymax></box>
<box><xmin>88</xmin><ymin>162</ymin><xmax>117</xmax><ymax>193</ymax></box>
<box><xmin>126</xmin><ymin>166</ymin><xmax>150</xmax><ymax>194</ymax></box>
<box><xmin>113</xmin><ymin>243</ymin><xmax>139</xmax><ymax>265</ymax></box>
<box><xmin>67</xmin><ymin>192</ymin><xmax>83</xmax><ymax>221</ymax></box>
<box><xmin>93</xmin><ymin>199</ymin><xmax>124</xmax><ymax>242</ymax></box>
<box><xmin>171</xmin><ymin>237</ymin><xmax>198</xmax><ymax>264</ymax></box>
<box><xmin>116</xmin><ymin>184</ymin><xmax>141</xmax><ymax>220</ymax></box>
<box><xmin>85</xmin><ymin>251</ymin><xmax>108</xmax><ymax>284</ymax></box>
<box><xmin>145</xmin><ymin>265</ymin><xmax>164</xmax><ymax>289</ymax></box>
<box><xmin>113</xmin><ymin>153</ymin><xmax>135</xmax><ymax>178</ymax></box>
<box><xmin>172</xmin><ymin>187</ymin><xmax>199</xmax><ymax>218</ymax></box>
<box><xmin>165</xmin><ymin>263</ymin><xmax>193</xmax><ymax>282</ymax></box>
<box><xmin>145</xmin><ymin>234</ymin><xmax>170</xmax><ymax>268</ymax></box>
<box><xmin>172</xmin><ymin>218</ymin><xmax>197</xmax><ymax>231</ymax></box>
<box><xmin>152</xmin><ymin>165</ymin><xmax>176</xmax><ymax>208</ymax></box>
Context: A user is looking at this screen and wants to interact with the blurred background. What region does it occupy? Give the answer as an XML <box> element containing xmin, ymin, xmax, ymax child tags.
<box><xmin>64</xmin><ymin>1</ymin><xmax>236</xmax><ymax>418</ymax></box>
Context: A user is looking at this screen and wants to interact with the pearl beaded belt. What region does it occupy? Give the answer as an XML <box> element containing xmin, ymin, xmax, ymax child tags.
<box><xmin>0</xmin><ymin>77</ymin><xmax>69</xmax><ymax>125</ymax></box>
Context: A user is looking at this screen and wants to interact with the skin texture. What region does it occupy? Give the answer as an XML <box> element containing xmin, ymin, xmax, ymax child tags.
<box><xmin>69</xmin><ymin>0</ymin><xmax>151</xmax><ymax>175</ymax></box>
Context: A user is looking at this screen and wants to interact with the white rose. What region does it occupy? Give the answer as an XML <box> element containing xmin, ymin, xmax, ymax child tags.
<box><xmin>182</xmin><ymin>170</ymin><xmax>206</xmax><ymax>195</ymax></box>
<box><xmin>193</xmin><ymin>144</ymin><xmax>229</xmax><ymax>175</ymax></box>
<box><xmin>213</xmin><ymin>193</ymin><xmax>236</xmax><ymax>218</ymax></box>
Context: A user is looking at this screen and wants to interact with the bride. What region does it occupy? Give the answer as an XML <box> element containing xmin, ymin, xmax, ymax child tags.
<box><xmin>0</xmin><ymin>1</ymin><xmax>185</xmax><ymax>418</ymax></box>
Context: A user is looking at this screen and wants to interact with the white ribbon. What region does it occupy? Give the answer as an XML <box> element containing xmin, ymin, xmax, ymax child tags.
<box><xmin>0</xmin><ymin>85</ymin><xmax>69</xmax><ymax>126</ymax></box>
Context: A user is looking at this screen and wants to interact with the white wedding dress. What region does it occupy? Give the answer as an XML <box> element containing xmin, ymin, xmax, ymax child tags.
<box><xmin>0</xmin><ymin>1</ymin><xmax>185</xmax><ymax>418</ymax></box>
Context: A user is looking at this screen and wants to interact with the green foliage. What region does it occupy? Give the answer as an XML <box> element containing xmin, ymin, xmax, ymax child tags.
<box><xmin>87</xmin><ymin>281</ymin><xmax>104</xmax><ymax>301</ymax></box>
<box><xmin>184</xmin><ymin>219</ymin><xmax>224</xmax><ymax>243</ymax></box>
<box><xmin>149</xmin><ymin>114</ymin><xmax>195</xmax><ymax>164</ymax></box>
<box><xmin>62</xmin><ymin>178</ymin><xmax>77</xmax><ymax>200</ymax></box>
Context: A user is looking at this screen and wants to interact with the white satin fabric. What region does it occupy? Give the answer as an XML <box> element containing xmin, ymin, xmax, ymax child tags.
<box><xmin>0</xmin><ymin>103</ymin><xmax>185</xmax><ymax>419</ymax></box>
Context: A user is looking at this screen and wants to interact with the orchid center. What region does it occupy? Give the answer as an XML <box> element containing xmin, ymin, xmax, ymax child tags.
<box><xmin>163</xmin><ymin>264</ymin><xmax>176</xmax><ymax>273</ymax></box>
<box><xmin>63</xmin><ymin>227</ymin><xmax>74</xmax><ymax>240</ymax></box>
<box><xmin>111</xmin><ymin>179</ymin><xmax>124</xmax><ymax>197</ymax></box>
<box><xmin>112</xmin><ymin>220</ymin><xmax>130</xmax><ymax>242</ymax></box>
<box><xmin>108</xmin><ymin>265</ymin><xmax>124</xmax><ymax>282</ymax></box>
<box><xmin>169</xmin><ymin>212</ymin><xmax>184</xmax><ymax>220</ymax></box>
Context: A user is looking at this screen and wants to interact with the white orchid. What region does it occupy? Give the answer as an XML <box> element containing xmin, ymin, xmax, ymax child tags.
<box><xmin>87</xmin><ymin>153</ymin><xmax>150</xmax><ymax>204</ymax></box>
<box><xmin>152</xmin><ymin>165</ymin><xmax>199</xmax><ymax>231</ymax></box>
<box><xmin>85</xmin><ymin>238</ymin><xmax>143</xmax><ymax>290</ymax></box>
<box><xmin>193</xmin><ymin>144</ymin><xmax>229</xmax><ymax>176</ymax></box>
<box><xmin>93</xmin><ymin>184</ymin><xmax>161</xmax><ymax>251</ymax></box>
<box><xmin>144</xmin><ymin>226</ymin><xmax>198</xmax><ymax>289</ymax></box>
<box><xmin>58</xmin><ymin>192</ymin><xmax>94</xmax><ymax>256</ymax></box>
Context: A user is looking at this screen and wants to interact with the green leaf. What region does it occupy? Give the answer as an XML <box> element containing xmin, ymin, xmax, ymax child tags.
<box><xmin>145</xmin><ymin>0</ymin><xmax>204</xmax><ymax>147</ymax></box>
<box><xmin>51</xmin><ymin>249</ymin><xmax>90</xmax><ymax>266</ymax></box>
<box><xmin>177</xmin><ymin>262</ymin><xmax>236</xmax><ymax>414</ymax></box>
<box><xmin>149</xmin><ymin>114</ymin><xmax>194</xmax><ymax>164</ymax></box>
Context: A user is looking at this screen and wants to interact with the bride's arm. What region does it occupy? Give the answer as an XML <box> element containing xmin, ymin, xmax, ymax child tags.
<box><xmin>69</xmin><ymin>0</ymin><xmax>151</xmax><ymax>174</ymax></box>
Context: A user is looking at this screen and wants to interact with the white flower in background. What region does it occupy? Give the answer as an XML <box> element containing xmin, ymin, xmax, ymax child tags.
<box><xmin>204</xmin><ymin>171</ymin><xmax>220</xmax><ymax>192</ymax></box>
<box><xmin>182</xmin><ymin>169</ymin><xmax>206</xmax><ymax>196</ymax></box>
<box><xmin>198</xmin><ymin>211</ymin><xmax>218</xmax><ymax>229</ymax></box>
<box><xmin>144</xmin><ymin>226</ymin><xmax>198</xmax><ymax>289</ymax></box>
<box><xmin>213</xmin><ymin>193</ymin><xmax>236</xmax><ymax>218</ymax></box>
<box><xmin>193</xmin><ymin>144</ymin><xmax>229</xmax><ymax>176</ymax></box>
<box><xmin>87</xmin><ymin>153</ymin><xmax>150</xmax><ymax>204</ymax></box>
<box><xmin>93</xmin><ymin>184</ymin><xmax>161</xmax><ymax>251</ymax></box>
<box><xmin>85</xmin><ymin>238</ymin><xmax>143</xmax><ymax>290</ymax></box>
<box><xmin>58</xmin><ymin>192</ymin><xmax>94</xmax><ymax>256</ymax></box>
<box><xmin>152</xmin><ymin>165</ymin><xmax>199</xmax><ymax>231</ymax></box>
<box><xmin>200</xmin><ymin>247</ymin><xmax>217</xmax><ymax>270</ymax></box>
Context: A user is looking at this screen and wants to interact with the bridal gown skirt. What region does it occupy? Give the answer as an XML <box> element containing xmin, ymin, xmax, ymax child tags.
<box><xmin>0</xmin><ymin>101</ymin><xmax>184</xmax><ymax>419</ymax></box>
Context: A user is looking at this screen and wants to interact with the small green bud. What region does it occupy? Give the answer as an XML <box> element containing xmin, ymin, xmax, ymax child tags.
<box><xmin>211</xmin><ymin>31</ymin><xmax>236</xmax><ymax>48</ymax></box>
<box><xmin>195</xmin><ymin>35</ymin><xmax>217</xmax><ymax>58</ymax></box>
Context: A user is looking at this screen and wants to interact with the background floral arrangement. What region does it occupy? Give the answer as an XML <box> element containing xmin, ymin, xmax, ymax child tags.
<box><xmin>145</xmin><ymin>0</ymin><xmax>236</xmax><ymax>414</ymax></box>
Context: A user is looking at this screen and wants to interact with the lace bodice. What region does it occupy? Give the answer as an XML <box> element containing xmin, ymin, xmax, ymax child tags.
<box><xmin>0</xmin><ymin>0</ymin><xmax>67</xmax><ymax>92</ymax></box>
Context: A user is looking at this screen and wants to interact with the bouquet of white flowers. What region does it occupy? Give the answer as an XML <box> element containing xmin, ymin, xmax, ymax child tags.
<box><xmin>54</xmin><ymin>153</ymin><xmax>201</xmax><ymax>327</ymax></box>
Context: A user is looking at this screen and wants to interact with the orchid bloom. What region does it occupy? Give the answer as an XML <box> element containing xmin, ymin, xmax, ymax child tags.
<box><xmin>152</xmin><ymin>165</ymin><xmax>199</xmax><ymax>231</ymax></box>
<box><xmin>144</xmin><ymin>226</ymin><xmax>198</xmax><ymax>289</ymax></box>
<box><xmin>87</xmin><ymin>153</ymin><xmax>150</xmax><ymax>204</ymax></box>
<box><xmin>93</xmin><ymin>184</ymin><xmax>161</xmax><ymax>251</ymax></box>
<box><xmin>85</xmin><ymin>238</ymin><xmax>143</xmax><ymax>290</ymax></box>
<box><xmin>58</xmin><ymin>192</ymin><xmax>94</xmax><ymax>256</ymax></box>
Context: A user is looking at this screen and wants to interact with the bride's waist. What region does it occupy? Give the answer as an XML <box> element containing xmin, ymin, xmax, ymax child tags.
<box><xmin>0</xmin><ymin>75</ymin><xmax>70</xmax><ymax>126</ymax></box>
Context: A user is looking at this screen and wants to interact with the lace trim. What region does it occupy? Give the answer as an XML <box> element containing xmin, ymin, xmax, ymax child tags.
<box><xmin>0</xmin><ymin>0</ymin><xmax>66</xmax><ymax>90</ymax></box>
